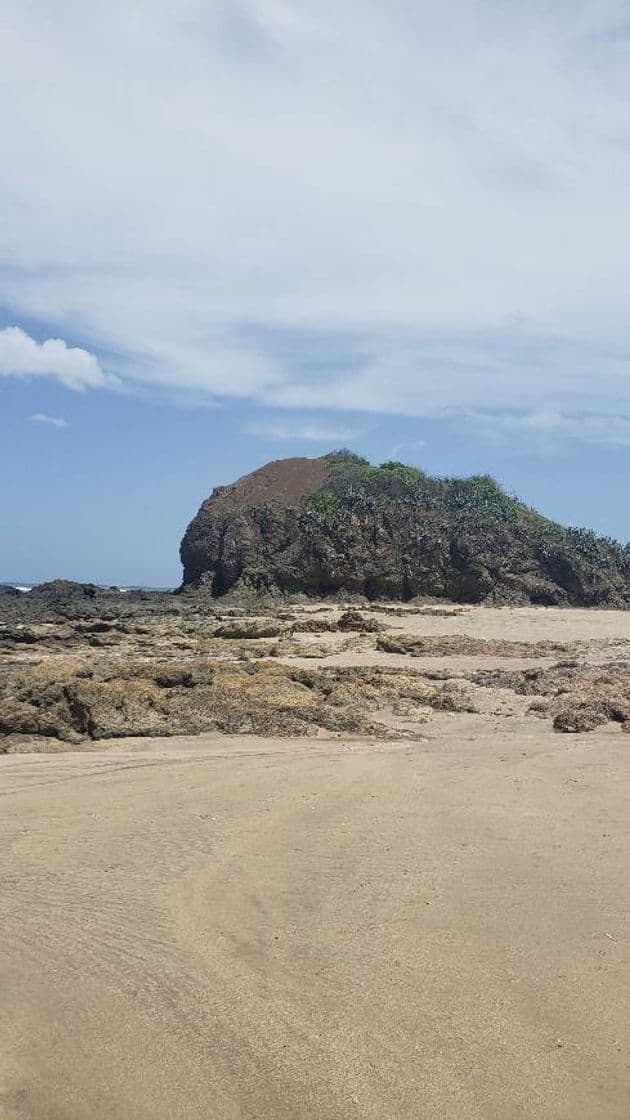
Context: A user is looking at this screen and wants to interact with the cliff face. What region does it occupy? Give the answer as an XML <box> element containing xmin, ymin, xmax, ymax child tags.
<box><xmin>180</xmin><ymin>452</ymin><xmax>630</xmax><ymax>606</ymax></box>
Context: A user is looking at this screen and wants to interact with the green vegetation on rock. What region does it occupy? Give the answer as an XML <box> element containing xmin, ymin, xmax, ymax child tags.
<box><xmin>308</xmin><ymin>459</ymin><xmax>522</xmax><ymax>523</ymax></box>
<box><xmin>304</xmin><ymin>488</ymin><xmax>342</xmax><ymax>520</ymax></box>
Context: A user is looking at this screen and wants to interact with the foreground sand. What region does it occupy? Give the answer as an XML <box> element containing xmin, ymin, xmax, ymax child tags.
<box><xmin>2</xmin><ymin>603</ymin><xmax>630</xmax><ymax>1118</ymax></box>
<box><xmin>2</xmin><ymin>714</ymin><xmax>629</xmax><ymax>1119</ymax></box>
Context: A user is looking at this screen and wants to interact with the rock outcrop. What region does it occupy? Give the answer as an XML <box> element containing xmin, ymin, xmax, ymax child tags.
<box><xmin>31</xmin><ymin>579</ymin><xmax>98</xmax><ymax>598</ymax></box>
<box><xmin>180</xmin><ymin>451</ymin><xmax>630</xmax><ymax>606</ymax></box>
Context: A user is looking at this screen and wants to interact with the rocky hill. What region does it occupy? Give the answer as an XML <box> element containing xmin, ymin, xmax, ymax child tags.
<box><xmin>180</xmin><ymin>451</ymin><xmax>630</xmax><ymax>606</ymax></box>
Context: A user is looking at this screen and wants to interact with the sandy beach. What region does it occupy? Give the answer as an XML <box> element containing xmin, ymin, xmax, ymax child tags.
<box><xmin>2</xmin><ymin>605</ymin><xmax>630</xmax><ymax>1118</ymax></box>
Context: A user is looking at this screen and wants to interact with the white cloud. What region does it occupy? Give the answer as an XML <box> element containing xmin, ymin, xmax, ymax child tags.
<box><xmin>0</xmin><ymin>327</ymin><xmax>112</xmax><ymax>390</ymax></box>
<box><xmin>29</xmin><ymin>412</ymin><xmax>69</xmax><ymax>428</ymax></box>
<box><xmin>244</xmin><ymin>419</ymin><xmax>360</xmax><ymax>441</ymax></box>
<box><xmin>1</xmin><ymin>2</ymin><xmax>630</xmax><ymax>418</ymax></box>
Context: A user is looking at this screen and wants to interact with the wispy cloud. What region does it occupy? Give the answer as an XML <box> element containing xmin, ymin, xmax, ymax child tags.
<box><xmin>468</xmin><ymin>410</ymin><xmax>630</xmax><ymax>449</ymax></box>
<box><xmin>0</xmin><ymin>327</ymin><xmax>113</xmax><ymax>391</ymax></box>
<box><xmin>29</xmin><ymin>412</ymin><xmax>69</xmax><ymax>428</ymax></box>
<box><xmin>244</xmin><ymin>419</ymin><xmax>360</xmax><ymax>442</ymax></box>
<box><xmin>389</xmin><ymin>439</ymin><xmax>427</xmax><ymax>459</ymax></box>
<box><xmin>2</xmin><ymin>2</ymin><xmax>630</xmax><ymax>421</ymax></box>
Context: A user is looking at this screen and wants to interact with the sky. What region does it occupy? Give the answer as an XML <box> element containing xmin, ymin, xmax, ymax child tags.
<box><xmin>2</xmin><ymin>0</ymin><xmax>630</xmax><ymax>586</ymax></box>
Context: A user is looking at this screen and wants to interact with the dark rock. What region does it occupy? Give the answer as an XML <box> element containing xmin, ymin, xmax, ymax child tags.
<box><xmin>337</xmin><ymin>609</ymin><xmax>385</xmax><ymax>632</ymax></box>
<box><xmin>291</xmin><ymin>618</ymin><xmax>339</xmax><ymax>633</ymax></box>
<box><xmin>180</xmin><ymin>453</ymin><xmax>630</xmax><ymax>607</ymax></box>
<box><xmin>553</xmin><ymin>706</ymin><xmax>610</xmax><ymax>733</ymax></box>
<box><xmin>0</xmin><ymin>626</ymin><xmax>41</xmax><ymax>645</ymax></box>
<box><xmin>154</xmin><ymin>669</ymin><xmax>196</xmax><ymax>689</ymax></box>
<box><xmin>72</xmin><ymin>621</ymin><xmax>115</xmax><ymax>634</ymax></box>
<box><xmin>213</xmin><ymin>618</ymin><xmax>287</xmax><ymax>639</ymax></box>
<box><xmin>31</xmin><ymin>580</ymin><xmax>98</xmax><ymax>598</ymax></box>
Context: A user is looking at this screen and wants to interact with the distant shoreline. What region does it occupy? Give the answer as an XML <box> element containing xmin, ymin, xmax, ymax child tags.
<box><xmin>1</xmin><ymin>583</ymin><xmax>176</xmax><ymax>594</ymax></box>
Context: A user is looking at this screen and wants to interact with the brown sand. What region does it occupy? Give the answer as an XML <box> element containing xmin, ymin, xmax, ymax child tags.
<box><xmin>1</xmin><ymin>606</ymin><xmax>630</xmax><ymax>1118</ymax></box>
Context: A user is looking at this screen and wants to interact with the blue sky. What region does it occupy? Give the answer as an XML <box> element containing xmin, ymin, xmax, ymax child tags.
<box><xmin>2</xmin><ymin>1</ymin><xmax>630</xmax><ymax>585</ymax></box>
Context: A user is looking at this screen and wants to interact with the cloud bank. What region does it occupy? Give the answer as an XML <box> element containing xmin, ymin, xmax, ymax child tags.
<box><xmin>1</xmin><ymin>1</ymin><xmax>630</xmax><ymax>425</ymax></box>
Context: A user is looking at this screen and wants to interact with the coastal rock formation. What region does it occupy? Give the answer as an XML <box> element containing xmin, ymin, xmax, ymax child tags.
<box><xmin>31</xmin><ymin>579</ymin><xmax>98</xmax><ymax>597</ymax></box>
<box><xmin>180</xmin><ymin>452</ymin><xmax>630</xmax><ymax>606</ymax></box>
